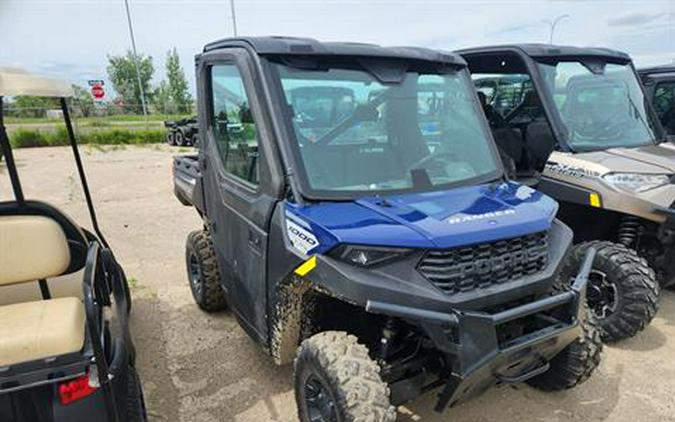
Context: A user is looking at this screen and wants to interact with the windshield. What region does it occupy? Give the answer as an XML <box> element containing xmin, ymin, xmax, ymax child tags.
<box><xmin>538</xmin><ymin>61</ymin><xmax>658</xmax><ymax>151</ymax></box>
<box><xmin>273</xmin><ymin>62</ymin><xmax>500</xmax><ymax>197</ymax></box>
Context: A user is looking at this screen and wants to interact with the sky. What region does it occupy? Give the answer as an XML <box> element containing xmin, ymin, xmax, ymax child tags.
<box><xmin>1</xmin><ymin>0</ymin><xmax>674</xmax><ymax>95</ymax></box>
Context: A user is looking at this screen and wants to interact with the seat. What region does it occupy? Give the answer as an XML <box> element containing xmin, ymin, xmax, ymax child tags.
<box><xmin>0</xmin><ymin>215</ymin><xmax>70</xmax><ymax>286</ymax></box>
<box><xmin>0</xmin><ymin>297</ymin><xmax>85</xmax><ymax>367</ymax></box>
<box><xmin>524</xmin><ymin>121</ymin><xmax>555</xmax><ymax>172</ymax></box>
<box><xmin>0</xmin><ymin>214</ymin><xmax>86</xmax><ymax>367</ymax></box>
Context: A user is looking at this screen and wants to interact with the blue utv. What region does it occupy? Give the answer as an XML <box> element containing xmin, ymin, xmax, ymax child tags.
<box><xmin>173</xmin><ymin>36</ymin><xmax>602</xmax><ymax>421</ymax></box>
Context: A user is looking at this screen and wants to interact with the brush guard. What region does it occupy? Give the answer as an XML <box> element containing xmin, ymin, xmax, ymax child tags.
<box><xmin>367</xmin><ymin>247</ymin><xmax>595</xmax><ymax>412</ymax></box>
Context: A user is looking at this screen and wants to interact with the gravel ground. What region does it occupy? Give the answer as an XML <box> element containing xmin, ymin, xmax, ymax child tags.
<box><xmin>2</xmin><ymin>145</ymin><xmax>674</xmax><ymax>422</ymax></box>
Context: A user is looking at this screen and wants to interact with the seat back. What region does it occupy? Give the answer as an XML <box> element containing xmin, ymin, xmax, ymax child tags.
<box><xmin>0</xmin><ymin>215</ymin><xmax>71</xmax><ymax>286</ymax></box>
<box><xmin>525</xmin><ymin>122</ymin><xmax>555</xmax><ymax>172</ymax></box>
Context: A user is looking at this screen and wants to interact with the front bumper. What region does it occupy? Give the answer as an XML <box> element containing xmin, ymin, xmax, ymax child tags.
<box><xmin>366</xmin><ymin>248</ymin><xmax>595</xmax><ymax>411</ymax></box>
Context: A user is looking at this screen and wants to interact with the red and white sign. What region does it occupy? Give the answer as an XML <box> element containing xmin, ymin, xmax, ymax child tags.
<box><xmin>88</xmin><ymin>80</ymin><xmax>105</xmax><ymax>101</ymax></box>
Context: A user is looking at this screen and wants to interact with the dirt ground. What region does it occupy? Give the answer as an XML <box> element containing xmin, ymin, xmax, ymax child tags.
<box><xmin>2</xmin><ymin>145</ymin><xmax>674</xmax><ymax>422</ymax></box>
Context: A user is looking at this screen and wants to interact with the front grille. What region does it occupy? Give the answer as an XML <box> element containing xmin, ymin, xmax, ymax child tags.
<box><xmin>418</xmin><ymin>232</ymin><xmax>548</xmax><ymax>295</ymax></box>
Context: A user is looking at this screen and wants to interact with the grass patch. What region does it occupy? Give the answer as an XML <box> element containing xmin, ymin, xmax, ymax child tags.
<box><xmin>5</xmin><ymin>114</ymin><xmax>190</xmax><ymax>125</ymax></box>
<box><xmin>9</xmin><ymin>127</ymin><xmax>165</xmax><ymax>148</ymax></box>
<box><xmin>128</xmin><ymin>277</ymin><xmax>139</xmax><ymax>290</ymax></box>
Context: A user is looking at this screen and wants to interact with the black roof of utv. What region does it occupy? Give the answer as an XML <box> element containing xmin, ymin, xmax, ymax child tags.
<box><xmin>203</xmin><ymin>36</ymin><xmax>466</xmax><ymax>66</ymax></box>
<box><xmin>456</xmin><ymin>43</ymin><xmax>631</xmax><ymax>63</ymax></box>
<box><xmin>638</xmin><ymin>64</ymin><xmax>675</xmax><ymax>79</ymax></box>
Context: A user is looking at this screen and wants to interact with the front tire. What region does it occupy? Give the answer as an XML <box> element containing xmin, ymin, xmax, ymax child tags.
<box><xmin>566</xmin><ymin>241</ymin><xmax>659</xmax><ymax>342</ymax></box>
<box><xmin>166</xmin><ymin>131</ymin><xmax>175</xmax><ymax>146</ymax></box>
<box><xmin>185</xmin><ymin>230</ymin><xmax>227</xmax><ymax>312</ymax></box>
<box><xmin>175</xmin><ymin>131</ymin><xmax>187</xmax><ymax>146</ymax></box>
<box><xmin>526</xmin><ymin>302</ymin><xmax>603</xmax><ymax>391</ymax></box>
<box><xmin>294</xmin><ymin>331</ymin><xmax>397</xmax><ymax>422</ymax></box>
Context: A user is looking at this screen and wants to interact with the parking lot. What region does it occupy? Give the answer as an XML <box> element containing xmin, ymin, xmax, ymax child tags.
<box><xmin>2</xmin><ymin>145</ymin><xmax>674</xmax><ymax>422</ymax></box>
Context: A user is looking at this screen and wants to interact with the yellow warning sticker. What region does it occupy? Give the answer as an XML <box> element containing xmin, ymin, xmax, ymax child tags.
<box><xmin>589</xmin><ymin>192</ymin><xmax>602</xmax><ymax>208</ymax></box>
<box><xmin>294</xmin><ymin>256</ymin><xmax>317</xmax><ymax>276</ymax></box>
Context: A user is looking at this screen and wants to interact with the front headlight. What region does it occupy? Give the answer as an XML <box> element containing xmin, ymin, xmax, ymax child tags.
<box><xmin>602</xmin><ymin>173</ymin><xmax>670</xmax><ymax>193</ymax></box>
<box><xmin>328</xmin><ymin>245</ymin><xmax>412</xmax><ymax>267</ymax></box>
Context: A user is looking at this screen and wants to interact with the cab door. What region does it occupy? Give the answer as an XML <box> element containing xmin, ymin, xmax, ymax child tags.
<box><xmin>197</xmin><ymin>48</ymin><xmax>282</xmax><ymax>342</ymax></box>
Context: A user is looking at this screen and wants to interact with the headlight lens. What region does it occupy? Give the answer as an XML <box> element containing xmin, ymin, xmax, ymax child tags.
<box><xmin>602</xmin><ymin>173</ymin><xmax>670</xmax><ymax>193</ymax></box>
<box><xmin>329</xmin><ymin>245</ymin><xmax>412</xmax><ymax>267</ymax></box>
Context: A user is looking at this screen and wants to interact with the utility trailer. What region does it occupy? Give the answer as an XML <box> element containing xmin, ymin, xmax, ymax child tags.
<box><xmin>173</xmin><ymin>37</ymin><xmax>602</xmax><ymax>421</ymax></box>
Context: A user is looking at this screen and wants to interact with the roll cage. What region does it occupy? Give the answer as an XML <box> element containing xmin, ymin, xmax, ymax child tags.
<box><xmin>197</xmin><ymin>37</ymin><xmax>503</xmax><ymax>203</ymax></box>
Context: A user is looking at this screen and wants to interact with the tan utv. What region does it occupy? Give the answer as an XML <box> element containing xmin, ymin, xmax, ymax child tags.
<box><xmin>457</xmin><ymin>44</ymin><xmax>665</xmax><ymax>343</ymax></box>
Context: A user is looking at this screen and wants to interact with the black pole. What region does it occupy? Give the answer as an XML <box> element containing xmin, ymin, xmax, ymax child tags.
<box><xmin>0</xmin><ymin>96</ymin><xmax>25</xmax><ymax>205</ymax></box>
<box><xmin>60</xmin><ymin>98</ymin><xmax>110</xmax><ymax>249</ymax></box>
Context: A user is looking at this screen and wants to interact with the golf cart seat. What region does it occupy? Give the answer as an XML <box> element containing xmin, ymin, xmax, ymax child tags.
<box><xmin>0</xmin><ymin>213</ymin><xmax>86</xmax><ymax>367</ymax></box>
<box><xmin>0</xmin><ymin>298</ymin><xmax>85</xmax><ymax>367</ymax></box>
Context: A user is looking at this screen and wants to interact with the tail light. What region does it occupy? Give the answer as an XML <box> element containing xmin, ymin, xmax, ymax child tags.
<box><xmin>58</xmin><ymin>374</ymin><xmax>98</xmax><ymax>405</ymax></box>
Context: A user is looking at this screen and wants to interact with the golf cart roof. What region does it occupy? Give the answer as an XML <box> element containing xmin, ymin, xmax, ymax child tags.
<box><xmin>456</xmin><ymin>43</ymin><xmax>631</xmax><ymax>63</ymax></box>
<box><xmin>0</xmin><ymin>67</ymin><xmax>73</xmax><ymax>98</ymax></box>
<box><xmin>203</xmin><ymin>36</ymin><xmax>466</xmax><ymax>66</ymax></box>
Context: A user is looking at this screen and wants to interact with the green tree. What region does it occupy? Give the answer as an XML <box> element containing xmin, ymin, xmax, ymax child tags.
<box><xmin>165</xmin><ymin>48</ymin><xmax>192</xmax><ymax>114</ymax></box>
<box><xmin>106</xmin><ymin>50</ymin><xmax>154</xmax><ymax>114</ymax></box>
<box><xmin>69</xmin><ymin>84</ymin><xmax>95</xmax><ymax>117</ymax></box>
<box><xmin>151</xmin><ymin>80</ymin><xmax>173</xmax><ymax>114</ymax></box>
<box><xmin>11</xmin><ymin>96</ymin><xmax>60</xmax><ymax>118</ymax></box>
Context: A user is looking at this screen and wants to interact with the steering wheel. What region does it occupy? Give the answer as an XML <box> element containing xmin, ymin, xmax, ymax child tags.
<box><xmin>405</xmin><ymin>152</ymin><xmax>456</xmax><ymax>175</ymax></box>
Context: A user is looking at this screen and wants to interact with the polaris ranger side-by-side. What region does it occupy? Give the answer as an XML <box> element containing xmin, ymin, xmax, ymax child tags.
<box><xmin>639</xmin><ymin>65</ymin><xmax>675</xmax><ymax>136</ymax></box>
<box><xmin>457</xmin><ymin>45</ymin><xmax>662</xmax><ymax>342</ymax></box>
<box><xmin>174</xmin><ymin>37</ymin><xmax>602</xmax><ymax>421</ymax></box>
<box><xmin>165</xmin><ymin>116</ymin><xmax>199</xmax><ymax>146</ymax></box>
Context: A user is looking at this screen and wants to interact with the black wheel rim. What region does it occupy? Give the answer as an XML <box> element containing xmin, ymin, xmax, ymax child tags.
<box><xmin>303</xmin><ymin>374</ymin><xmax>338</xmax><ymax>422</ymax></box>
<box><xmin>587</xmin><ymin>269</ymin><xmax>618</xmax><ymax>319</ymax></box>
<box><xmin>188</xmin><ymin>252</ymin><xmax>202</xmax><ymax>297</ymax></box>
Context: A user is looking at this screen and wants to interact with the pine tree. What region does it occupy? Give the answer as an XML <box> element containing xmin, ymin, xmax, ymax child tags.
<box><xmin>166</xmin><ymin>48</ymin><xmax>193</xmax><ymax>114</ymax></box>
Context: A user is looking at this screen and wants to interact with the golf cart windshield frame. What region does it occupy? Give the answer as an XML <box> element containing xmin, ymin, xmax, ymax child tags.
<box><xmin>0</xmin><ymin>82</ymin><xmax>110</xmax><ymax>248</ymax></box>
<box><xmin>459</xmin><ymin>46</ymin><xmax>667</xmax><ymax>153</ymax></box>
<box><xmin>260</xmin><ymin>55</ymin><xmax>504</xmax><ymax>201</ymax></box>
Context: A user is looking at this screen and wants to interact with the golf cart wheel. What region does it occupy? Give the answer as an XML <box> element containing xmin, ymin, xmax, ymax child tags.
<box><xmin>191</xmin><ymin>133</ymin><xmax>199</xmax><ymax>148</ymax></box>
<box><xmin>166</xmin><ymin>131</ymin><xmax>175</xmax><ymax>146</ymax></box>
<box><xmin>294</xmin><ymin>331</ymin><xmax>397</xmax><ymax>422</ymax></box>
<box><xmin>175</xmin><ymin>131</ymin><xmax>187</xmax><ymax>146</ymax></box>
<box><xmin>185</xmin><ymin>230</ymin><xmax>227</xmax><ymax>312</ymax></box>
<box><xmin>126</xmin><ymin>366</ymin><xmax>147</xmax><ymax>422</ymax></box>
<box><xmin>571</xmin><ymin>241</ymin><xmax>659</xmax><ymax>342</ymax></box>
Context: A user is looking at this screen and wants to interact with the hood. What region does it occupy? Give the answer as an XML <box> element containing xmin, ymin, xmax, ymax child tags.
<box><xmin>285</xmin><ymin>182</ymin><xmax>558</xmax><ymax>253</ymax></box>
<box><xmin>552</xmin><ymin>145</ymin><xmax>675</xmax><ymax>176</ymax></box>
<box><xmin>604</xmin><ymin>145</ymin><xmax>675</xmax><ymax>174</ymax></box>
